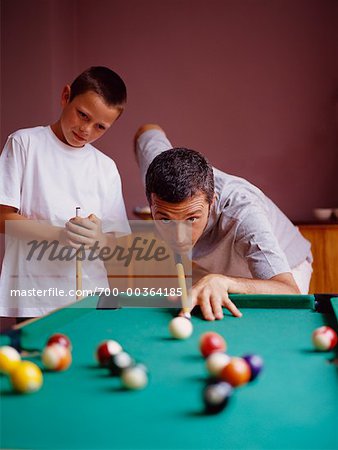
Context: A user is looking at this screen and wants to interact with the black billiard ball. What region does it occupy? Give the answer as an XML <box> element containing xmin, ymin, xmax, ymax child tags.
<box><xmin>108</xmin><ymin>351</ymin><xmax>134</xmax><ymax>377</ymax></box>
<box><xmin>203</xmin><ymin>379</ymin><xmax>233</xmax><ymax>414</ymax></box>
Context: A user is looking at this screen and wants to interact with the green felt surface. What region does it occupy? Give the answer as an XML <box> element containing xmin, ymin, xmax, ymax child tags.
<box><xmin>0</xmin><ymin>295</ymin><xmax>337</xmax><ymax>450</ymax></box>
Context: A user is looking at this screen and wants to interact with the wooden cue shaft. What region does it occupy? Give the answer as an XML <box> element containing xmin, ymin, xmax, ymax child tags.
<box><xmin>76</xmin><ymin>207</ymin><xmax>83</xmax><ymax>300</ymax></box>
<box><xmin>175</xmin><ymin>254</ymin><xmax>191</xmax><ymax>318</ymax></box>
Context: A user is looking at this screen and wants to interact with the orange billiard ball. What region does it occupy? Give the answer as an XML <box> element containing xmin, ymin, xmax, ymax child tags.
<box><xmin>41</xmin><ymin>344</ymin><xmax>72</xmax><ymax>371</ymax></box>
<box><xmin>220</xmin><ymin>357</ymin><xmax>251</xmax><ymax>387</ymax></box>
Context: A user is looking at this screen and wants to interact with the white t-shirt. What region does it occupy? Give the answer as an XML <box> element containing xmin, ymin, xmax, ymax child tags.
<box><xmin>136</xmin><ymin>129</ymin><xmax>312</xmax><ymax>279</ymax></box>
<box><xmin>0</xmin><ymin>126</ymin><xmax>129</xmax><ymax>316</ymax></box>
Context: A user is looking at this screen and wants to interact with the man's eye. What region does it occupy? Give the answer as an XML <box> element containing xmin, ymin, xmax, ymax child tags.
<box><xmin>187</xmin><ymin>217</ymin><xmax>197</xmax><ymax>223</ymax></box>
<box><xmin>160</xmin><ymin>219</ymin><xmax>171</xmax><ymax>224</ymax></box>
<box><xmin>97</xmin><ymin>124</ymin><xmax>106</xmax><ymax>131</ymax></box>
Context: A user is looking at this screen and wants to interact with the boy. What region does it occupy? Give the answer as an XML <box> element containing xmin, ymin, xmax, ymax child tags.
<box><xmin>0</xmin><ymin>66</ymin><xmax>129</xmax><ymax>318</ymax></box>
<box><xmin>134</xmin><ymin>124</ymin><xmax>313</xmax><ymax>321</ymax></box>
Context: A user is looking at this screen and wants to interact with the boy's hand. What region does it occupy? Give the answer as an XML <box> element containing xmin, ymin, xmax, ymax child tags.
<box><xmin>65</xmin><ymin>214</ymin><xmax>107</xmax><ymax>249</ymax></box>
<box><xmin>180</xmin><ymin>274</ymin><xmax>243</xmax><ymax>321</ymax></box>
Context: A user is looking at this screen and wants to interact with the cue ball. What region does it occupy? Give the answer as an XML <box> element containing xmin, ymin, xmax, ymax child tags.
<box><xmin>169</xmin><ymin>316</ymin><xmax>193</xmax><ymax>339</ymax></box>
<box><xmin>205</xmin><ymin>352</ymin><xmax>231</xmax><ymax>376</ymax></box>
<box><xmin>46</xmin><ymin>333</ymin><xmax>72</xmax><ymax>350</ymax></box>
<box><xmin>10</xmin><ymin>361</ymin><xmax>43</xmax><ymax>394</ymax></box>
<box><xmin>199</xmin><ymin>332</ymin><xmax>227</xmax><ymax>358</ymax></box>
<box><xmin>220</xmin><ymin>357</ymin><xmax>251</xmax><ymax>387</ymax></box>
<box><xmin>312</xmin><ymin>326</ymin><xmax>338</xmax><ymax>351</ymax></box>
<box><xmin>203</xmin><ymin>379</ymin><xmax>233</xmax><ymax>414</ymax></box>
<box><xmin>0</xmin><ymin>346</ymin><xmax>21</xmax><ymax>374</ymax></box>
<box><xmin>96</xmin><ymin>340</ymin><xmax>123</xmax><ymax>367</ymax></box>
<box><xmin>41</xmin><ymin>344</ymin><xmax>72</xmax><ymax>371</ymax></box>
<box><xmin>242</xmin><ymin>354</ymin><xmax>264</xmax><ymax>381</ymax></box>
<box><xmin>121</xmin><ymin>364</ymin><xmax>148</xmax><ymax>390</ymax></box>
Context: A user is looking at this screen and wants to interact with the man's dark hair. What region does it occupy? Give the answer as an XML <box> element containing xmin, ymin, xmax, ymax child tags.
<box><xmin>70</xmin><ymin>66</ymin><xmax>127</xmax><ymax>112</ymax></box>
<box><xmin>146</xmin><ymin>148</ymin><xmax>214</xmax><ymax>205</ymax></box>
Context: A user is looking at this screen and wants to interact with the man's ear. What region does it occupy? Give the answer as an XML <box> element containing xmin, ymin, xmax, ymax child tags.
<box><xmin>211</xmin><ymin>193</ymin><xmax>217</xmax><ymax>206</ymax></box>
<box><xmin>61</xmin><ymin>85</ymin><xmax>71</xmax><ymax>107</ymax></box>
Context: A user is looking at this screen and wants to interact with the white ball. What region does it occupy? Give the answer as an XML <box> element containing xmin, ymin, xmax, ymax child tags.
<box><xmin>206</xmin><ymin>352</ymin><xmax>231</xmax><ymax>376</ymax></box>
<box><xmin>169</xmin><ymin>316</ymin><xmax>193</xmax><ymax>339</ymax></box>
<box><xmin>121</xmin><ymin>365</ymin><xmax>148</xmax><ymax>390</ymax></box>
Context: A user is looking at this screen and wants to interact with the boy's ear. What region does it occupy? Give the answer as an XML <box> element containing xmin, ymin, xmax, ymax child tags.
<box><xmin>61</xmin><ymin>85</ymin><xmax>71</xmax><ymax>106</ymax></box>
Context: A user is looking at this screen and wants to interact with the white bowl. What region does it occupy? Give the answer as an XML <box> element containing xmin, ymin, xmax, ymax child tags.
<box><xmin>313</xmin><ymin>208</ymin><xmax>333</xmax><ymax>221</ymax></box>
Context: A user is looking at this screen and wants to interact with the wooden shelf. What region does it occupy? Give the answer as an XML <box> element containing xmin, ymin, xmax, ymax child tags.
<box><xmin>297</xmin><ymin>224</ymin><xmax>338</xmax><ymax>294</ymax></box>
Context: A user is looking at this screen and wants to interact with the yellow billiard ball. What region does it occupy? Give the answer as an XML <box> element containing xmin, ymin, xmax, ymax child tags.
<box><xmin>10</xmin><ymin>361</ymin><xmax>43</xmax><ymax>393</ymax></box>
<box><xmin>0</xmin><ymin>346</ymin><xmax>21</xmax><ymax>374</ymax></box>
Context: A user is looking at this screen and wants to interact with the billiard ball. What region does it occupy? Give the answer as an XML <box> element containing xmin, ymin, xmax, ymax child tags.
<box><xmin>169</xmin><ymin>317</ymin><xmax>193</xmax><ymax>339</ymax></box>
<box><xmin>10</xmin><ymin>361</ymin><xmax>43</xmax><ymax>393</ymax></box>
<box><xmin>121</xmin><ymin>364</ymin><xmax>148</xmax><ymax>390</ymax></box>
<box><xmin>96</xmin><ymin>340</ymin><xmax>122</xmax><ymax>367</ymax></box>
<box><xmin>312</xmin><ymin>326</ymin><xmax>338</xmax><ymax>351</ymax></box>
<box><xmin>205</xmin><ymin>352</ymin><xmax>231</xmax><ymax>376</ymax></box>
<box><xmin>41</xmin><ymin>344</ymin><xmax>72</xmax><ymax>371</ymax></box>
<box><xmin>242</xmin><ymin>354</ymin><xmax>264</xmax><ymax>381</ymax></box>
<box><xmin>108</xmin><ymin>351</ymin><xmax>134</xmax><ymax>377</ymax></box>
<box><xmin>199</xmin><ymin>332</ymin><xmax>227</xmax><ymax>358</ymax></box>
<box><xmin>220</xmin><ymin>357</ymin><xmax>251</xmax><ymax>387</ymax></box>
<box><xmin>0</xmin><ymin>346</ymin><xmax>21</xmax><ymax>374</ymax></box>
<box><xmin>203</xmin><ymin>379</ymin><xmax>233</xmax><ymax>414</ymax></box>
<box><xmin>46</xmin><ymin>333</ymin><xmax>72</xmax><ymax>350</ymax></box>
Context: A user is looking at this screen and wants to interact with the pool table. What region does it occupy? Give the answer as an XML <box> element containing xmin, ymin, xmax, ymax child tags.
<box><xmin>0</xmin><ymin>294</ymin><xmax>337</xmax><ymax>450</ymax></box>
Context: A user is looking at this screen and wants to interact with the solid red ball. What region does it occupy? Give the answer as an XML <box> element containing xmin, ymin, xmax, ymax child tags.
<box><xmin>199</xmin><ymin>332</ymin><xmax>227</xmax><ymax>358</ymax></box>
<box><xmin>46</xmin><ymin>333</ymin><xmax>72</xmax><ymax>351</ymax></box>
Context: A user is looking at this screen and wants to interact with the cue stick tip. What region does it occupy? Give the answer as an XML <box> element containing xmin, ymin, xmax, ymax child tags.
<box><xmin>182</xmin><ymin>311</ymin><xmax>191</xmax><ymax>320</ymax></box>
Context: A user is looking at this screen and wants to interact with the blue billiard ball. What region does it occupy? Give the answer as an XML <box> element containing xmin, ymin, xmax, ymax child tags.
<box><xmin>242</xmin><ymin>354</ymin><xmax>264</xmax><ymax>381</ymax></box>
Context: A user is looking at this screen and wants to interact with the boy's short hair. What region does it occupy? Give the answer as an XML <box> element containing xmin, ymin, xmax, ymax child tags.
<box><xmin>70</xmin><ymin>66</ymin><xmax>127</xmax><ymax>112</ymax></box>
<box><xmin>145</xmin><ymin>148</ymin><xmax>215</xmax><ymax>205</ymax></box>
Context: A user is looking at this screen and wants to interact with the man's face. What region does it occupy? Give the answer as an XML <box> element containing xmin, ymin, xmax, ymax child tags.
<box><xmin>150</xmin><ymin>192</ymin><xmax>211</xmax><ymax>254</ymax></box>
<box><xmin>54</xmin><ymin>86</ymin><xmax>121</xmax><ymax>147</ymax></box>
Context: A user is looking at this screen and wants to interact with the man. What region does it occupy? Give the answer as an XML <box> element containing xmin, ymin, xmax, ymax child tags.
<box><xmin>134</xmin><ymin>124</ymin><xmax>312</xmax><ymax>321</ymax></box>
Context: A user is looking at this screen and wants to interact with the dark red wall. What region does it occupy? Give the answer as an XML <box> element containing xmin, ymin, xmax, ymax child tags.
<box><xmin>1</xmin><ymin>0</ymin><xmax>338</xmax><ymax>222</ymax></box>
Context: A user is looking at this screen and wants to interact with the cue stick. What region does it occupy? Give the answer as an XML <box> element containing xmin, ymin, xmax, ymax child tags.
<box><xmin>174</xmin><ymin>253</ymin><xmax>191</xmax><ymax>319</ymax></box>
<box><xmin>76</xmin><ymin>207</ymin><xmax>83</xmax><ymax>300</ymax></box>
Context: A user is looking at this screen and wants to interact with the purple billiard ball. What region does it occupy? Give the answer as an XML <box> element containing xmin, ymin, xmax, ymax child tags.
<box><xmin>242</xmin><ymin>354</ymin><xmax>264</xmax><ymax>381</ymax></box>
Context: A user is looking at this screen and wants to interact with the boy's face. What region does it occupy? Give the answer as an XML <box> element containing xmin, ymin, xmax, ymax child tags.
<box><xmin>150</xmin><ymin>192</ymin><xmax>211</xmax><ymax>254</ymax></box>
<box><xmin>54</xmin><ymin>86</ymin><xmax>121</xmax><ymax>147</ymax></box>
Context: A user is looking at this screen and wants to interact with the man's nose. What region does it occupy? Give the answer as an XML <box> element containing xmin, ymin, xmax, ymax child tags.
<box><xmin>174</xmin><ymin>222</ymin><xmax>189</xmax><ymax>244</ymax></box>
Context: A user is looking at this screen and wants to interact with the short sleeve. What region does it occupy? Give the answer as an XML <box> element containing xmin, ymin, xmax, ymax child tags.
<box><xmin>136</xmin><ymin>129</ymin><xmax>173</xmax><ymax>185</ymax></box>
<box><xmin>101</xmin><ymin>161</ymin><xmax>130</xmax><ymax>236</ymax></box>
<box><xmin>235</xmin><ymin>207</ymin><xmax>291</xmax><ymax>279</ymax></box>
<box><xmin>0</xmin><ymin>136</ymin><xmax>26</xmax><ymax>210</ymax></box>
